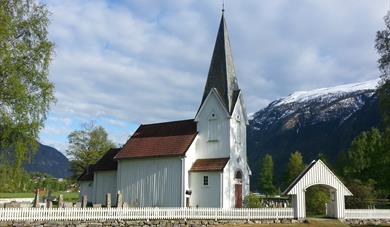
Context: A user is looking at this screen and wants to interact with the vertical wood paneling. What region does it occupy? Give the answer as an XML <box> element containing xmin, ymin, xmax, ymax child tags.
<box><xmin>189</xmin><ymin>172</ymin><xmax>221</xmax><ymax>207</ymax></box>
<box><xmin>79</xmin><ymin>181</ymin><xmax>93</xmax><ymax>203</ymax></box>
<box><xmin>93</xmin><ymin>171</ymin><xmax>117</xmax><ymax>205</ymax></box>
<box><xmin>287</xmin><ymin>160</ymin><xmax>352</xmax><ymax>219</ymax></box>
<box><xmin>117</xmin><ymin>157</ymin><xmax>182</xmax><ymax>207</ymax></box>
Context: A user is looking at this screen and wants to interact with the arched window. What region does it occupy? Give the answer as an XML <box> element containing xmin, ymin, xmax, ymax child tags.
<box><xmin>235</xmin><ymin>171</ymin><xmax>242</xmax><ymax>180</ymax></box>
<box><xmin>235</xmin><ymin>170</ymin><xmax>243</xmax><ymax>183</ymax></box>
<box><xmin>208</xmin><ymin>113</ymin><xmax>218</xmax><ymax>141</ymax></box>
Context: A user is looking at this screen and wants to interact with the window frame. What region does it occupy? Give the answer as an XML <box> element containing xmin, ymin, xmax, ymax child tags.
<box><xmin>203</xmin><ymin>175</ymin><xmax>209</xmax><ymax>186</ymax></box>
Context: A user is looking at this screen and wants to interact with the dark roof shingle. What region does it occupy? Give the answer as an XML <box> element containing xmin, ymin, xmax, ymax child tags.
<box><xmin>200</xmin><ymin>14</ymin><xmax>240</xmax><ymax>114</ymax></box>
<box><xmin>93</xmin><ymin>148</ymin><xmax>121</xmax><ymax>171</ymax></box>
<box><xmin>115</xmin><ymin>119</ymin><xmax>197</xmax><ymax>159</ymax></box>
<box><xmin>77</xmin><ymin>165</ymin><xmax>95</xmax><ymax>181</ymax></box>
<box><xmin>190</xmin><ymin>158</ymin><xmax>229</xmax><ymax>172</ymax></box>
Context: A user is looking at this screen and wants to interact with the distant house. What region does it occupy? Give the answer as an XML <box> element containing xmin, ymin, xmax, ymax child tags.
<box><xmin>78</xmin><ymin>13</ymin><xmax>251</xmax><ymax>208</ymax></box>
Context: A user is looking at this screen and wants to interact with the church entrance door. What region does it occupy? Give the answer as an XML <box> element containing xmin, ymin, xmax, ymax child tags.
<box><xmin>235</xmin><ymin>184</ymin><xmax>242</xmax><ymax>208</ymax></box>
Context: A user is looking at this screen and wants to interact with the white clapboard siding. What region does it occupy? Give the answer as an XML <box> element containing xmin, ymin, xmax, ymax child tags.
<box><xmin>345</xmin><ymin>209</ymin><xmax>390</xmax><ymax>219</ymax></box>
<box><xmin>0</xmin><ymin>208</ymin><xmax>293</xmax><ymax>221</ymax></box>
<box><xmin>117</xmin><ymin>157</ymin><xmax>182</xmax><ymax>207</ymax></box>
<box><xmin>285</xmin><ymin>160</ymin><xmax>352</xmax><ymax>219</ymax></box>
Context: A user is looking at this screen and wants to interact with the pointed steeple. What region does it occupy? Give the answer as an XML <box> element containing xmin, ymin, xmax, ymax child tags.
<box><xmin>200</xmin><ymin>14</ymin><xmax>240</xmax><ymax>114</ymax></box>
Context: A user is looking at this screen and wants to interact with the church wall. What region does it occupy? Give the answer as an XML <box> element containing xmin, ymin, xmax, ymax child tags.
<box><xmin>117</xmin><ymin>157</ymin><xmax>182</xmax><ymax>207</ymax></box>
<box><xmin>223</xmin><ymin>96</ymin><xmax>250</xmax><ymax>208</ymax></box>
<box><xmin>195</xmin><ymin>91</ymin><xmax>230</xmax><ymax>159</ymax></box>
<box><xmin>79</xmin><ymin>181</ymin><xmax>93</xmax><ymax>203</ymax></box>
<box><xmin>189</xmin><ymin>172</ymin><xmax>221</xmax><ymax>207</ymax></box>
<box><xmin>93</xmin><ymin>170</ymin><xmax>117</xmax><ymax>205</ymax></box>
<box><xmin>183</xmin><ymin>138</ymin><xmax>198</xmax><ymax>206</ymax></box>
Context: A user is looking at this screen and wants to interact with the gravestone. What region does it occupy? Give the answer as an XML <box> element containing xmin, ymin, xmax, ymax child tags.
<box><xmin>33</xmin><ymin>189</ymin><xmax>40</xmax><ymax>208</ymax></box>
<box><xmin>106</xmin><ymin>193</ymin><xmax>111</xmax><ymax>208</ymax></box>
<box><xmin>58</xmin><ymin>194</ymin><xmax>64</xmax><ymax>208</ymax></box>
<box><xmin>82</xmin><ymin>195</ymin><xmax>88</xmax><ymax>208</ymax></box>
<box><xmin>116</xmin><ymin>191</ymin><xmax>123</xmax><ymax>208</ymax></box>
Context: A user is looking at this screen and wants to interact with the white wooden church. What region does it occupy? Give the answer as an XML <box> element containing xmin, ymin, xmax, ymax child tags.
<box><xmin>78</xmin><ymin>13</ymin><xmax>251</xmax><ymax>208</ymax></box>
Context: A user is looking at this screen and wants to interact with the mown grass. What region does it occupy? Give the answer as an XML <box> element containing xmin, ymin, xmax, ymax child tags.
<box><xmin>0</xmin><ymin>192</ymin><xmax>79</xmax><ymax>202</ymax></box>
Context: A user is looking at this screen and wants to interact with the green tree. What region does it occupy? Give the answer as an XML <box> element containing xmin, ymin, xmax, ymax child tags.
<box><xmin>306</xmin><ymin>185</ymin><xmax>331</xmax><ymax>216</ymax></box>
<box><xmin>244</xmin><ymin>193</ymin><xmax>262</xmax><ymax>208</ymax></box>
<box><xmin>283</xmin><ymin>151</ymin><xmax>305</xmax><ymax>189</ymax></box>
<box><xmin>66</xmin><ymin>121</ymin><xmax>115</xmax><ymax>178</ymax></box>
<box><xmin>0</xmin><ymin>0</ymin><xmax>55</xmax><ymax>190</ymax></box>
<box><xmin>344</xmin><ymin>128</ymin><xmax>390</xmax><ymax>197</ymax></box>
<box><xmin>376</xmin><ymin>10</ymin><xmax>390</xmax><ymax>127</ymax></box>
<box><xmin>345</xmin><ymin>179</ymin><xmax>376</xmax><ymax>209</ymax></box>
<box><xmin>257</xmin><ymin>154</ymin><xmax>276</xmax><ymax>196</ymax></box>
<box><xmin>344</xmin><ymin>128</ymin><xmax>382</xmax><ymax>179</ymax></box>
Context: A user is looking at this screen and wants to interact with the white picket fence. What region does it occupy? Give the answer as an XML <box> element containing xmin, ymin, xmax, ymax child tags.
<box><xmin>0</xmin><ymin>207</ymin><xmax>294</xmax><ymax>221</ymax></box>
<box><xmin>345</xmin><ymin>209</ymin><xmax>390</xmax><ymax>219</ymax></box>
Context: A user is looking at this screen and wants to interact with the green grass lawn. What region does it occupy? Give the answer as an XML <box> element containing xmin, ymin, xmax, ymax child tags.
<box><xmin>0</xmin><ymin>191</ymin><xmax>79</xmax><ymax>202</ymax></box>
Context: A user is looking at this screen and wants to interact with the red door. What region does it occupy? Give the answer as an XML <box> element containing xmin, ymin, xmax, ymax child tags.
<box><xmin>235</xmin><ymin>184</ymin><xmax>242</xmax><ymax>208</ymax></box>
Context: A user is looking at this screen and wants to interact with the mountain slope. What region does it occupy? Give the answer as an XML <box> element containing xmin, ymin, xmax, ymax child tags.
<box><xmin>247</xmin><ymin>79</ymin><xmax>381</xmax><ymax>190</ymax></box>
<box><xmin>24</xmin><ymin>143</ymin><xmax>71</xmax><ymax>178</ymax></box>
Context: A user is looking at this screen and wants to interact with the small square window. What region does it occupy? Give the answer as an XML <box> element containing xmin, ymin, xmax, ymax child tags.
<box><xmin>203</xmin><ymin>176</ymin><xmax>209</xmax><ymax>186</ymax></box>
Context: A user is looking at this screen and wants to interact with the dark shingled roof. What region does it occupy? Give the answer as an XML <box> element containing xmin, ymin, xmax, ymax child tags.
<box><xmin>93</xmin><ymin>148</ymin><xmax>121</xmax><ymax>171</ymax></box>
<box><xmin>115</xmin><ymin>119</ymin><xmax>197</xmax><ymax>159</ymax></box>
<box><xmin>190</xmin><ymin>158</ymin><xmax>229</xmax><ymax>172</ymax></box>
<box><xmin>77</xmin><ymin>165</ymin><xmax>95</xmax><ymax>181</ymax></box>
<box><xmin>200</xmin><ymin>14</ymin><xmax>240</xmax><ymax>114</ymax></box>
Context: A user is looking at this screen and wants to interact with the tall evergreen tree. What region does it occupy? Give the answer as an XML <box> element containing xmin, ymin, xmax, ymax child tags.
<box><xmin>257</xmin><ymin>154</ymin><xmax>276</xmax><ymax>196</ymax></box>
<box><xmin>283</xmin><ymin>151</ymin><xmax>305</xmax><ymax>189</ymax></box>
<box><xmin>376</xmin><ymin>10</ymin><xmax>390</xmax><ymax>127</ymax></box>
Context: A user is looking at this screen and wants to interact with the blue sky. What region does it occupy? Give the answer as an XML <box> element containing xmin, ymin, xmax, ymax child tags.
<box><xmin>39</xmin><ymin>0</ymin><xmax>388</xmax><ymax>154</ymax></box>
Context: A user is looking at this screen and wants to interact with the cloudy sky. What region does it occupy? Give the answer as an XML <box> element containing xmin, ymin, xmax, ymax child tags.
<box><xmin>39</xmin><ymin>0</ymin><xmax>388</xmax><ymax>154</ymax></box>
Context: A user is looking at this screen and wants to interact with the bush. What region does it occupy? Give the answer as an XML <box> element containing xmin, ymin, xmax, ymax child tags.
<box><xmin>244</xmin><ymin>193</ymin><xmax>262</xmax><ymax>208</ymax></box>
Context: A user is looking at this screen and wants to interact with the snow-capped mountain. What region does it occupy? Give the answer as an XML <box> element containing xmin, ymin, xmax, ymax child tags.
<box><xmin>247</xmin><ymin>79</ymin><xmax>381</xmax><ymax>189</ymax></box>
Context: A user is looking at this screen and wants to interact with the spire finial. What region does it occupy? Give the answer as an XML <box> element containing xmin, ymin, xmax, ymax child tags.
<box><xmin>222</xmin><ymin>0</ymin><xmax>225</xmax><ymax>14</ymax></box>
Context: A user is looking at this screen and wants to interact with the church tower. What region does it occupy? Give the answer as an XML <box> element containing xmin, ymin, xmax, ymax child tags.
<box><xmin>194</xmin><ymin>13</ymin><xmax>250</xmax><ymax>208</ymax></box>
<box><xmin>195</xmin><ymin>13</ymin><xmax>248</xmax><ymax>157</ymax></box>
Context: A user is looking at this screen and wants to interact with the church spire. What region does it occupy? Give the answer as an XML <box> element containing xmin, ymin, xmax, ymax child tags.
<box><xmin>200</xmin><ymin>13</ymin><xmax>239</xmax><ymax>114</ymax></box>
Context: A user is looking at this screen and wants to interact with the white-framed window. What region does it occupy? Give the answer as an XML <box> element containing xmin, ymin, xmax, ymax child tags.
<box><xmin>203</xmin><ymin>176</ymin><xmax>209</xmax><ymax>186</ymax></box>
<box><xmin>208</xmin><ymin>113</ymin><xmax>218</xmax><ymax>141</ymax></box>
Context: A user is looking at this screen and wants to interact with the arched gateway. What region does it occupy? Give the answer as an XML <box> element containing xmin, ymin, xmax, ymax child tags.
<box><xmin>283</xmin><ymin>160</ymin><xmax>352</xmax><ymax>219</ymax></box>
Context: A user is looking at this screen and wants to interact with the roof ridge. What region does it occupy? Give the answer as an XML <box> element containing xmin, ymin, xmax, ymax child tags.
<box><xmin>141</xmin><ymin>118</ymin><xmax>194</xmax><ymax>126</ymax></box>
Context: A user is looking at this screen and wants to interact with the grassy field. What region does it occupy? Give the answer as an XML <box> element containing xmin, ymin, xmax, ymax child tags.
<box><xmin>0</xmin><ymin>192</ymin><xmax>79</xmax><ymax>202</ymax></box>
<box><xmin>216</xmin><ymin>219</ymin><xmax>390</xmax><ymax>227</ymax></box>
